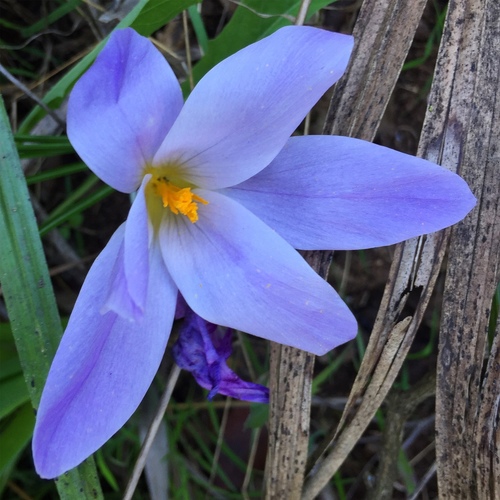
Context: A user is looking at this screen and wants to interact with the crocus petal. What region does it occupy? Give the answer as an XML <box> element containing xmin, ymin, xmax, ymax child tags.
<box><xmin>173</xmin><ymin>311</ymin><xmax>269</xmax><ymax>403</ymax></box>
<box><xmin>67</xmin><ymin>28</ymin><xmax>183</xmax><ymax>193</ymax></box>
<box><xmin>103</xmin><ymin>176</ymin><xmax>151</xmax><ymax>319</ymax></box>
<box><xmin>224</xmin><ymin>136</ymin><xmax>477</xmax><ymax>250</ymax></box>
<box><xmin>154</xmin><ymin>26</ymin><xmax>353</xmax><ymax>189</ymax></box>
<box><xmin>33</xmin><ymin>232</ymin><xmax>176</xmax><ymax>479</ymax></box>
<box><xmin>213</xmin><ymin>363</ymin><xmax>270</xmax><ymax>403</ymax></box>
<box><xmin>160</xmin><ymin>191</ymin><xmax>357</xmax><ymax>356</ymax></box>
<box><xmin>100</xmin><ymin>238</ymin><xmax>137</xmax><ymax>320</ymax></box>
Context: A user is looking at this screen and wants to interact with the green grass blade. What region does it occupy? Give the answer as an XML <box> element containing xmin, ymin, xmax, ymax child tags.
<box><xmin>14</xmin><ymin>134</ymin><xmax>74</xmax><ymax>158</ymax></box>
<box><xmin>0</xmin><ymin>403</ymin><xmax>35</xmax><ymax>472</ymax></box>
<box><xmin>0</xmin><ymin>375</ymin><xmax>30</xmax><ymax>419</ymax></box>
<box><xmin>0</xmin><ymin>97</ymin><xmax>103</xmax><ymax>499</ymax></box>
<box><xmin>39</xmin><ymin>183</ymin><xmax>113</xmax><ymax>236</ymax></box>
<box><xmin>188</xmin><ymin>4</ymin><xmax>209</xmax><ymax>54</ymax></box>
<box><xmin>20</xmin><ymin>0</ymin><xmax>82</xmax><ymax>38</ymax></box>
<box><xmin>26</xmin><ymin>162</ymin><xmax>87</xmax><ymax>185</ymax></box>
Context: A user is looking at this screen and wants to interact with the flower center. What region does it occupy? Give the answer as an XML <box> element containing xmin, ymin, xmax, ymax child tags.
<box><xmin>150</xmin><ymin>177</ymin><xmax>208</xmax><ymax>223</ymax></box>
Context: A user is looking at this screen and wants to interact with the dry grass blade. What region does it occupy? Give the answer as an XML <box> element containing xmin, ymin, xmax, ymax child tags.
<box><xmin>123</xmin><ymin>364</ymin><xmax>181</xmax><ymax>500</ymax></box>
<box><xmin>323</xmin><ymin>0</ymin><xmax>428</xmax><ymax>139</ymax></box>
<box><xmin>304</xmin><ymin>0</ymin><xmax>499</xmax><ymax>497</ymax></box>
<box><xmin>303</xmin><ymin>0</ymin><xmax>495</xmax><ymax>496</ymax></box>
<box><xmin>268</xmin><ymin>0</ymin><xmax>434</xmax><ymax>492</ymax></box>
<box><xmin>294</xmin><ymin>0</ymin><xmax>434</xmax><ymax>496</ymax></box>
<box><xmin>434</xmin><ymin>1</ymin><xmax>500</xmax><ymax>497</ymax></box>
<box><xmin>304</xmin><ymin>229</ymin><xmax>451</xmax><ymax>486</ymax></box>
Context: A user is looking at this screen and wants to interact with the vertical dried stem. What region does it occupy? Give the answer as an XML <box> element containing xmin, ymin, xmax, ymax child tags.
<box><xmin>265</xmin><ymin>345</ymin><xmax>315</xmax><ymax>499</ymax></box>
<box><xmin>435</xmin><ymin>1</ymin><xmax>500</xmax><ymax>497</ymax></box>
<box><xmin>265</xmin><ymin>0</ymin><xmax>429</xmax><ymax>497</ymax></box>
<box><xmin>264</xmin><ymin>251</ymin><xmax>332</xmax><ymax>499</ymax></box>
<box><xmin>123</xmin><ymin>365</ymin><xmax>181</xmax><ymax>500</ymax></box>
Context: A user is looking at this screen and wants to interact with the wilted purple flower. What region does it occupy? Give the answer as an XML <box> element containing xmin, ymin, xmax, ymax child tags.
<box><xmin>173</xmin><ymin>308</ymin><xmax>269</xmax><ymax>403</ymax></box>
<box><xmin>33</xmin><ymin>27</ymin><xmax>475</xmax><ymax>478</ymax></box>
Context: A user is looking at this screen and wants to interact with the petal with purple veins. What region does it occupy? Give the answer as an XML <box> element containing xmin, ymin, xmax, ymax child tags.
<box><xmin>33</xmin><ymin>233</ymin><xmax>177</xmax><ymax>479</ymax></box>
<box><xmin>154</xmin><ymin>26</ymin><xmax>353</xmax><ymax>190</ymax></box>
<box><xmin>67</xmin><ymin>28</ymin><xmax>183</xmax><ymax>193</ymax></box>
<box><xmin>102</xmin><ymin>176</ymin><xmax>151</xmax><ymax>319</ymax></box>
<box><xmin>224</xmin><ymin>136</ymin><xmax>477</xmax><ymax>250</ymax></box>
<box><xmin>160</xmin><ymin>190</ymin><xmax>357</xmax><ymax>356</ymax></box>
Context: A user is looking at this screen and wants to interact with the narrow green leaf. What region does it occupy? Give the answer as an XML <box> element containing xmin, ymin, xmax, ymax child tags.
<box><xmin>20</xmin><ymin>0</ymin><xmax>83</xmax><ymax>38</ymax></box>
<box><xmin>0</xmin><ymin>105</ymin><xmax>61</xmax><ymax>403</ymax></box>
<box><xmin>188</xmin><ymin>4</ymin><xmax>209</xmax><ymax>54</ymax></box>
<box><xmin>14</xmin><ymin>135</ymin><xmax>73</xmax><ymax>160</ymax></box>
<box><xmin>17</xmin><ymin>143</ymin><xmax>74</xmax><ymax>159</ymax></box>
<box><xmin>0</xmin><ymin>403</ymin><xmax>35</xmax><ymax>472</ymax></box>
<box><xmin>0</xmin><ymin>18</ymin><xmax>25</xmax><ymax>30</ymax></box>
<box><xmin>0</xmin><ymin>97</ymin><xmax>103</xmax><ymax>499</ymax></box>
<box><xmin>39</xmin><ymin>183</ymin><xmax>113</xmax><ymax>236</ymax></box>
<box><xmin>0</xmin><ymin>375</ymin><xmax>30</xmax><ymax>419</ymax></box>
<box><xmin>26</xmin><ymin>162</ymin><xmax>87</xmax><ymax>185</ymax></box>
<box><xmin>0</xmin><ymin>322</ymin><xmax>23</xmax><ymax>383</ymax></box>
<box><xmin>397</xmin><ymin>449</ymin><xmax>417</xmax><ymax>494</ymax></box>
<box><xmin>14</xmin><ymin>134</ymin><xmax>71</xmax><ymax>143</ymax></box>
<box><xmin>43</xmin><ymin>174</ymin><xmax>99</xmax><ymax>221</ymax></box>
<box><xmin>311</xmin><ymin>348</ymin><xmax>348</xmax><ymax>394</ymax></box>
<box><xmin>129</xmin><ymin>0</ymin><xmax>200</xmax><ymax>35</ymax></box>
<box><xmin>0</xmin><ymin>357</ymin><xmax>22</xmax><ymax>381</ymax></box>
<box><xmin>95</xmin><ymin>450</ymin><xmax>120</xmax><ymax>492</ymax></box>
<box><xmin>245</xmin><ymin>403</ymin><xmax>269</xmax><ymax>429</ymax></box>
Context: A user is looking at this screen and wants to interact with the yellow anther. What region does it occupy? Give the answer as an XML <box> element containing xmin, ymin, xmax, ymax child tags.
<box><xmin>151</xmin><ymin>178</ymin><xmax>208</xmax><ymax>223</ymax></box>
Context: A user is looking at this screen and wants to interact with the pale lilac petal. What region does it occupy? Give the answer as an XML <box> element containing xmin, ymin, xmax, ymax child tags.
<box><xmin>102</xmin><ymin>176</ymin><xmax>151</xmax><ymax>319</ymax></box>
<box><xmin>123</xmin><ymin>176</ymin><xmax>150</xmax><ymax>310</ymax></box>
<box><xmin>153</xmin><ymin>26</ymin><xmax>353</xmax><ymax>189</ymax></box>
<box><xmin>160</xmin><ymin>191</ymin><xmax>357</xmax><ymax>356</ymax></box>
<box><xmin>224</xmin><ymin>136</ymin><xmax>477</xmax><ymax>250</ymax></box>
<box><xmin>100</xmin><ymin>238</ymin><xmax>137</xmax><ymax>319</ymax></box>
<box><xmin>173</xmin><ymin>310</ymin><xmax>269</xmax><ymax>403</ymax></box>
<box><xmin>33</xmin><ymin>236</ymin><xmax>177</xmax><ymax>479</ymax></box>
<box><xmin>67</xmin><ymin>28</ymin><xmax>183</xmax><ymax>193</ymax></box>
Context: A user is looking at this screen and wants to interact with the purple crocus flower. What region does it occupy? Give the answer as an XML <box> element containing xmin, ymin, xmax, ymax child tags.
<box><xmin>173</xmin><ymin>308</ymin><xmax>269</xmax><ymax>403</ymax></box>
<box><xmin>32</xmin><ymin>27</ymin><xmax>475</xmax><ymax>478</ymax></box>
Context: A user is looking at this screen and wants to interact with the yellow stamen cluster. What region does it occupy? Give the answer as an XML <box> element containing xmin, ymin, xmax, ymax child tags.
<box><xmin>151</xmin><ymin>177</ymin><xmax>208</xmax><ymax>223</ymax></box>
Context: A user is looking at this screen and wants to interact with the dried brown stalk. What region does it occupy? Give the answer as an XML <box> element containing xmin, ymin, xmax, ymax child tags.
<box><xmin>434</xmin><ymin>1</ymin><xmax>500</xmax><ymax>498</ymax></box>
<box><xmin>264</xmin><ymin>0</ymin><xmax>428</xmax><ymax>497</ymax></box>
<box><xmin>302</xmin><ymin>0</ymin><xmax>499</xmax><ymax>497</ymax></box>
<box><xmin>264</xmin><ymin>252</ymin><xmax>331</xmax><ymax>499</ymax></box>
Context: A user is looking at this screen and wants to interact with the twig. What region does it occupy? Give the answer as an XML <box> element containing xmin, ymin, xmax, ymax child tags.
<box><xmin>0</xmin><ymin>64</ymin><xmax>65</xmax><ymax>128</ymax></box>
<box><xmin>434</xmin><ymin>2</ymin><xmax>500</xmax><ymax>497</ymax></box>
<box><xmin>123</xmin><ymin>364</ymin><xmax>181</xmax><ymax>500</ymax></box>
<box><xmin>407</xmin><ymin>462</ymin><xmax>437</xmax><ymax>500</ymax></box>
<box><xmin>295</xmin><ymin>0</ymin><xmax>312</xmax><ymax>26</ymax></box>
<box><xmin>242</xmin><ymin>427</ymin><xmax>262</xmax><ymax>500</ymax></box>
<box><xmin>228</xmin><ymin>1</ymin><xmax>294</xmax><ymax>22</ymax></box>
<box><xmin>208</xmin><ymin>396</ymin><xmax>232</xmax><ymax>487</ymax></box>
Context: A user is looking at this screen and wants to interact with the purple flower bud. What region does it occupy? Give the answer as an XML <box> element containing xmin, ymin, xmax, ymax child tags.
<box><xmin>173</xmin><ymin>309</ymin><xmax>269</xmax><ymax>403</ymax></box>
